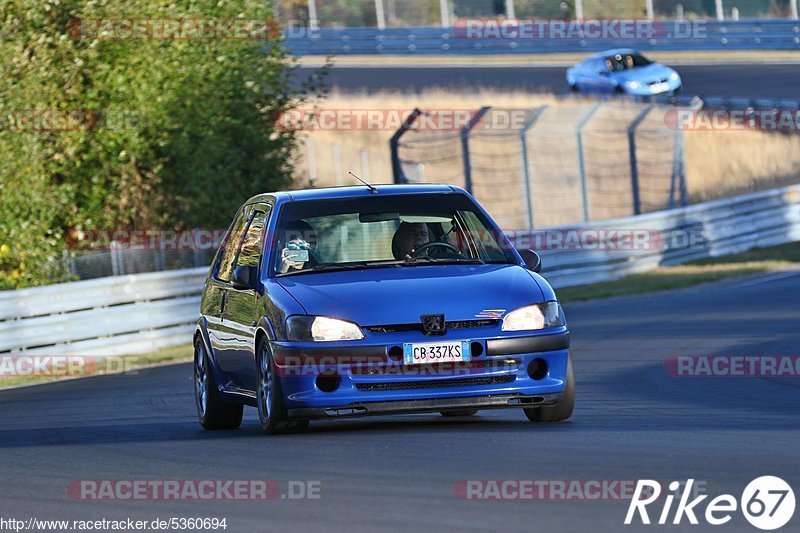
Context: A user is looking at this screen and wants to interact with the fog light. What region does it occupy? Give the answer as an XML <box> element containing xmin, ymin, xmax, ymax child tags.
<box><xmin>527</xmin><ymin>358</ymin><xmax>548</xmax><ymax>380</ymax></box>
<box><xmin>316</xmin><ymin>372</ymin><xmax>341</xmax><ymax>393</ymax></box>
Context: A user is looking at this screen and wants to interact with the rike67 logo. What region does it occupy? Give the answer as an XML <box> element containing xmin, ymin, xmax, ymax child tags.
<box><xmin>626</xmin><ymin>477</ymin><xmax>795</xmax><ymax>530</ymax></box>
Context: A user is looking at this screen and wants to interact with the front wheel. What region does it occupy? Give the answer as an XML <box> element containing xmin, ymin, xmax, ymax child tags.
<box><xmin>194</xmin><ymin>338</ymin><xmax>243</xmax><ymax>430</ymax></box>
<box><xmin>256</xmin><ymin>338</ymin><xmax>308</xmax><ymax>435</ymax></box>
<box><xmin>525</xmin><ymin>355</ymin><xmax>575</xmax><ymax>423</ymax></box>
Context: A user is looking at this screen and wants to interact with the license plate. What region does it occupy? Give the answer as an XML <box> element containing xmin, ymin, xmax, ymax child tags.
<box><xmin>651</xmin><ymin>82</ymin><xmax>669</xmax><ymax>93</ymax></box>
<box><xmin>403</xmin><ymin>341</ymin><xmax>471</xmax><ymax>365</ymax></box>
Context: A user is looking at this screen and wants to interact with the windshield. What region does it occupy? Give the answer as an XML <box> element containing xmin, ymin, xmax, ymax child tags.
<box><xmin>272</xmin><ymin>193</ymin><xmax>516</xmax><ymax>277</ymax></box>
<box><xmin>605</xmin><ymin>53</ymin><xmax>652</xmax><ymax>72</ymax></box>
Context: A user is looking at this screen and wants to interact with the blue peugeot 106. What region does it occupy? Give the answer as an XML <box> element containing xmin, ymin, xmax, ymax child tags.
<box><xmin>194</xmin><ymin>184</ymin><xmax>573</xmax><ymax>434</ymax></box>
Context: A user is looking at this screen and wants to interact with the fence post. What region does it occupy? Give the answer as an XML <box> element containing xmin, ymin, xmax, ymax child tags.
<box><xmin>576</xmin><ymin>102</ymin><xmax>601</xmax><ymax>223</ymax></box>
<box><xmin>519</xmin><ymin>106</ymin><xmax>548</xmax><ymax>231</ymax></box>
<box><xmin>307</xmin><ymin>0</ymin><xmax>319</xmax><ymax>30</ymax></box>
<box><xmin>439</xmin><ymin>0</ymin><xmax>450</xmax><ymax>27</ymax></box>
<box><xmin>390</xmin><ymin>108</ymin><xmax>422</xmax><ymax>184</ymax></box>
<box><xmin>678</xmin><ymin>128</ymin><xmax>688</xmax><ymax>207</ymax></box>
<box><xmin>305</xmin><ymin>137</ymin><xmax>318</xmax><ymax>187</ymax></box>
<box><xmin>374</xmin><ymin>0</ymin><xmax>386</xmax><ymax>29</ymax></box>
<box><xmin>360</xmin><ymin>149</ymin><xmax>371</xmax><ymax>181</ymax></box>
<box><xmin>461</xmin><ymin>106</ymin><xmax>491</xmax><ymax>195</ymax></box>
<box><xmin>628</xmin><ymin>105</ymin><xmax>654</xmax><ymax>216</ymax></box>
<box><xmin>110</xmin><ymin>241</ymin><xmax>122</xmax><ymax>276</ymax></box>
<box><xmin>333</xmin><ymin>143</ymin><xmax>343</xmax><ymax>185</ymax></box>
<box><xmin>505</xmin><ymin>0</ymin><xmax>516</xmax><ymax>19</ymax></box>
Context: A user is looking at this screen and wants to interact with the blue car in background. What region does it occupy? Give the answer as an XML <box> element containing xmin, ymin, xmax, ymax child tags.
<box><xmin>567</xmin><ymin>49</ymin><xmax>682</xmax><ymax>96</ymax></box>
<box><xmin>194</xmin><ymin>184</ymin><xmax>573</xmax><ymax>434</ymax></box>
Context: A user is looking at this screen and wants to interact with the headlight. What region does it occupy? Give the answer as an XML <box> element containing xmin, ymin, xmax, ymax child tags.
<box><xmin>669</xmin><ymin>72</ymin><xmax>679</xmax><ymax>81</ymax></box>
<box><xmin>502</xmin><ymin>302</ymin><xmax>564</xmax><ymax>332</ymax></box>
<box><xmin>286</xmin><ymin>316</ymin><xmax>364</xmax><ymax>342</ymax></box>
<box><xmin>625</xmin><ymin>81</ymin><xmax>641</xmax><ymax>89</ymax></box>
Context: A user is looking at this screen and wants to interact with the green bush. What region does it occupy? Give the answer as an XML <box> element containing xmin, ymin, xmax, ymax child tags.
<box><xmin>0</xmin><ymin>0</ymin><xmax>319</xmax><ymax>289</ymax></box>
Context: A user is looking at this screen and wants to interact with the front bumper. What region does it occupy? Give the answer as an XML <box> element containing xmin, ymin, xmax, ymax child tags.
<box><xmin>270</xmin><ymin>328</ymin><xmax>570</xmax><ymax>417</ymax></box>
<box><xmin>288</xmin><ymin>392</ymin><xmax>562</xmax><ymax>419</ymax></box>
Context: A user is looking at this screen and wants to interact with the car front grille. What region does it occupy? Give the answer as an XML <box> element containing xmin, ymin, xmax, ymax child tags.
<box><xmin>355</xmin><ymin>374</ymin><xmax>515</xmax><ymax>392</ymax></box>
<box><xmin>365</xmin><ymin>319</ymin><xmax>499</xmax><ymax>334</ymax></box>
<box><xmin>350</xmin><ymin>358</ymin><xmax>520</xmax><ymax>376</ymax></box>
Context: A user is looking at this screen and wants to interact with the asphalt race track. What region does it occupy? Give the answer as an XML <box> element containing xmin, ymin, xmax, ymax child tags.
<box><xmin>296</xmin><ymin>63</ymin><xmax>800</xmax><ymax>100</ymax></box>
<box><xmin>2</xmin><ymin>270</ymin><xmax>798</xmax><ymax>532</ymax></box>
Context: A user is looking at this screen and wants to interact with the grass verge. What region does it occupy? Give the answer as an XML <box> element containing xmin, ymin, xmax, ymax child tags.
<box><xmin>557</xmin><ymin>241</ymin><xmax>800</xmax><ymax>303</ymax></box>
<box><xmin>0</xmin><ymin>344</ymin><xmax>193</xmax><ymax>390</ymax></box>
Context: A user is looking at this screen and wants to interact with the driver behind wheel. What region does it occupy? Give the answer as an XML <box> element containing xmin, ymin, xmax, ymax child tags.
<box><xmin>392</xmin><ymin>222</ymin><xmax>430</xmax><ymax>260</ymax></box>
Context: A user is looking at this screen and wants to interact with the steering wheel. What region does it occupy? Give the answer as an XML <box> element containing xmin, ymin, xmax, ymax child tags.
<box><xmin>412</xmin><ymin>242</ymin><xmax>463</xmax><ymax>258</ymax></box>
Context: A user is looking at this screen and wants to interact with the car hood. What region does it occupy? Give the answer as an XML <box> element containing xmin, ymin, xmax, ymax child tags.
<box><xmin>276</xmin><ymin>264</ymin><xmax>544</xmax><ymax>326</ymax></box>
<box><xmin>614</xmin><ymin>63</ymin><xmax>675</xmax><ymax>83</ymax></box>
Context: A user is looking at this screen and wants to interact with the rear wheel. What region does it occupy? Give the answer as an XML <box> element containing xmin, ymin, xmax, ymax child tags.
<box><xmin>256</xmin><ymin>338</ymin><xmax>308</xmax><ymax>435</ymax></box>
<box><xmin>440</xmin><ymin>410</ymin><xmax>478</xmax><ymax>417</ymax></box>
<box><xmin>525</xmin><ymin>355</ymin><xmax>575</xmax><ymax>423</ymax></box>
<box><xmin>194</xmin><ymin>337</ymin><xmax>243</xmax><ymax>430</ymax></box>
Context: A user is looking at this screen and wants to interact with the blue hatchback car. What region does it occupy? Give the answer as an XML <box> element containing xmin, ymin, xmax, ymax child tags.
<box><xmin>194</xmin><ymin>184</ymin><xmax>573</xmax><ymax>434</ymax></box>
<box><xmin>567</xmin><ymin>49</ymin><xmax>682</xmax><ymax>96</ymax></box>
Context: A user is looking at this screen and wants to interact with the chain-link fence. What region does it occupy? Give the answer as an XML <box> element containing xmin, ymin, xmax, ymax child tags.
<box><xmin>392</xmin><ymin>101</ymin><xmax>688</xmax><ymax>230</ymax></box>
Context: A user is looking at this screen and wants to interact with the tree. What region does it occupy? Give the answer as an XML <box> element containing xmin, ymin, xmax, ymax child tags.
<box><xmin>0</xmin><ymin>0</ymin><xmax>319</xmax><ymax>289</ymax></box>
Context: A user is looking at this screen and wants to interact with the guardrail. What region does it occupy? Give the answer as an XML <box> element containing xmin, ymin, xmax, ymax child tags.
<box><xmin>1</xmin><ymin>184</ymin><xmax>798</xmax><ymax>356</ymax></box>
<box><xmin>284</xmin><ymin>19</ymin><xmax>800</xmax><ymax>55</ymax></box>
<box><xmin>0</xmin><ymin>268</ymin><xmax>207</xmax><ymax>356</ymax></box>
<box><xmin>534</xmin><ymin>184</ymin><xmax>800</xmax><ymax>288</ymax></box>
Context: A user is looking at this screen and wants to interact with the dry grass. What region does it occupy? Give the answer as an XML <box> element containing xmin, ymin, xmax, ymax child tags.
<box><xmin>293</xmin><ymin>89</ymin><xmax>800</xmax><ymax>224</ymax></box>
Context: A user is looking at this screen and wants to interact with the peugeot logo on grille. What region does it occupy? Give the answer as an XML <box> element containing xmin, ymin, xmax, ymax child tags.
<box><xmin>421</xmin><ymin>314</ymin><xmax>446</xmax><ymax>336</ymax></box>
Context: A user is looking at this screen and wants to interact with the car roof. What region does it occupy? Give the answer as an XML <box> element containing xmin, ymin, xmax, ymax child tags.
<box><xmin>245</xmin><ymin>183</ymin><xmax>463</xmax><ymax>206</ymax></box>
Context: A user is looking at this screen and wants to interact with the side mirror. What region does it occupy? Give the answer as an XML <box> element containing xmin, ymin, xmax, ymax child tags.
<box><xmin>519</xmin><ymin>249</ymin><xmax>542</xmax><ymax>273</ymax></box>
<box><xmin>231</xmin><ymin>265</ymin><xmax>258</xmax><ymax>290</ymax></box>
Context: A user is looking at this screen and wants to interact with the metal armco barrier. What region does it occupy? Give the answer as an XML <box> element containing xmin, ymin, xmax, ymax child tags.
<box><xmin>1</xmin><ymin>184</ymin><xmax>799</xmax><ymax>356</ymax></box>
<box><xmin>0</xmin><ymin>268</ymin><xmax>207</xmax><ymax>356</ymax></box>
<box><xmin>283</xmin><ymin>20</ymin><xmax>800</xmax><ymax>55</ymax></box>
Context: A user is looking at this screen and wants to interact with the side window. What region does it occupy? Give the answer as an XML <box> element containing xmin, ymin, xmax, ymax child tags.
<box><xmin>216</xmin><ymin>209</ymin><xmax>250</xmax><ymax>282</ymax></box>
<box><xmin>235</xmin><ymin>210</ymin><xmax>268</xmax><ymax>269</ymax></box>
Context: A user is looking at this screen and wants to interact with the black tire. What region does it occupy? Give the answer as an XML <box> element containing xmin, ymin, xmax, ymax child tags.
<box><xmin>569</xmin><ymin>83</ymin><xmax>580</xmax><ymax>93</ymax></box>
<box><xmin>194</xmin><ymin>337</ymin><xmax>243</xmax><ymax>430</ymax></box>
<box><xmin>525</xmin><ymin>355</ymin><xmax>575</xmax><ymax>423</ymax></box>
<box><xmin>256</xmin><ymin>338</ymin><xmax>308</xmax><ymax>435</ymax></box>
<box><xmin>440</xmin><ymin>410</ymin><xmax>479</xmax><ymax>417</ymax></box>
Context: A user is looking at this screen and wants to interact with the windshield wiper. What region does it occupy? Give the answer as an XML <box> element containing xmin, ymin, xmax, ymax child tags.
<box><xmin>276</xmin><ymin>261</ymin><xmax>404</xmax><ymax>277</ymax></box>
<box><xmin>403</xmin><ymin>257</ymin><xmax>485</xmax><ymax>265</ymax></box>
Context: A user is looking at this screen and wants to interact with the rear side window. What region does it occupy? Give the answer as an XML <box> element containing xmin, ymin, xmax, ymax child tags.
<box><xmin>215</xmin><ymin>210</ymin><xmax>250</xmax><ymax>282</ymax></box>
<box><xmin>236</xmin><ymin>210</ymin><xmax>268</xmax><ymax>269</ymax></box>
